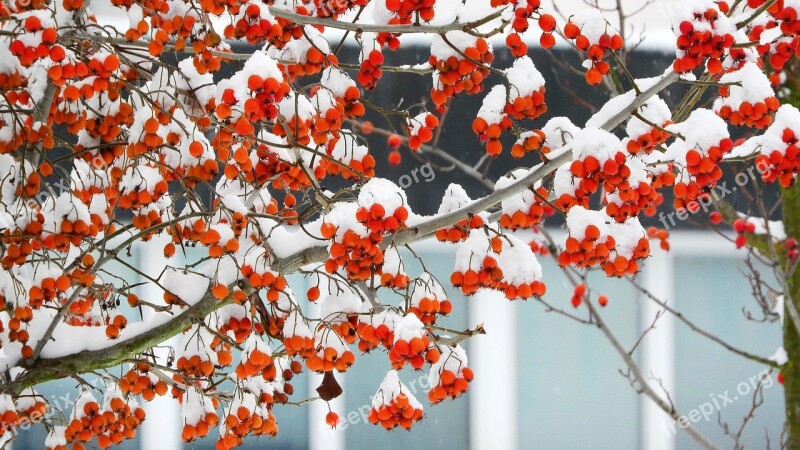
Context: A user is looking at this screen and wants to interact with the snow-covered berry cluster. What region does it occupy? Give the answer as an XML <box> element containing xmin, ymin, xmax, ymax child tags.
<box><xmin>430</xmin><ymin>33</ymin><xmax>494</xmax><ymax>110</ymax></box>
<box><xmin>503</xmin><ymin>56</ymin><xmax>547</xmax><ymax>120</ymax></box>
<box><xmin>715</xmin><ymin>63</ymin><xmax>780</xmax><ymax>128</ymax></box>
<box><xmin>408</xmin><ymin>274</ymin><xmax>452</xmax><ymax>325</ymax></box>
<box><xmin>389</xmin><ymin>314</ymin><xmax>440</xmax><ymax>370</ymax></box>
<box><xmin>672</xmin><ymin>1</ymin><xmax>735</xmax><ymax>73</ymax></box>
<box><xmin>496</xmin><ymin>169</ymin><xmax>553</xmax><ymax>230</ymax></box>
<box><xmin>428</xmin><ymin>345</ymin><xmax>473</xmax><ymax>403</ymax></box>
<box><xmin>750</xmin><ymin>106</ymin><xmax>800</xmax><ymax>187</ymax></box>
<box><xmin>472</xmin><ymin>85</ymin><xmax>513</xmax><ymax>155</ymax></box>
<box><xmin>434</xmin><ymin>185</ymin><xmax>485</xmax><ymax>243</ymax></box>
<box><xmin>667</xmin><ymin>109</ymin><xmax>733</xmax><ymax>210</ymax></box>
<box><xmin>368</xmin><ymin>370</ymin><xmax>424</xmax><ymax>430</ymax></box>
<box><xmin>406</xmin><ymin>112</ymin><xmax>439</xmax><ymax>150</ymax></box>
<box><xmin>563</xmin><ymin>10</ymin><xmax>623</xmax><ymax>85</ymax></box>
<box><xmin>625</xmin><ymin>96</ymin><xmax>673</xmax><ymax>155</ymax></box>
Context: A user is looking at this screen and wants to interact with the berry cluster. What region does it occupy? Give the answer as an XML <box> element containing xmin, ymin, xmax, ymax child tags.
<box><xmin>604</xmin><ymin>161</ymin><xmax>663</xmax><ymax>222</ymax></box>
<box><xmin>716</xmin><ymin>63</ymin><xmax>780</xmax><ymax>128</ymax></box>
<box><xmin>241</xmin><ymin>265</ymin><xmax>287</xmax><ymax>303</ymax></box>
<box><xmin>435</xmin><ymin>215</ymin><xmax>484</xmax><ymax>243</ymax></box>
<box><xmin>673</xmin><ymin>7</ymin><xmax>735</xmax><ymax>73</ymax></box>
<box><xmin>215</xmin><ymin>392</ymin><xmax>278</xmax><ymax>450</ymax></box>
<box><xmin>307</xmin><ymin>329</ymin><xmax>356</xmax><ymax>372</ymax></box>
<box><xmin>272</xmin><ymin>93</ymin><xmax>314</xmax><ymax>146</ymax></box>
<box><xmin>756</xmin><ymin>140</ymin><xmax>799</xmax><ymax>187</ymax></box>
<box><xmin>497</xmin><ymin>235</ymin><xmax>548</xmax><ymax>300</ymax></box>
<box><xmin>104</xmin><ymin>315</ymin><xmax>128</xmax><ymax>339</ymax></box>
<box><xmin>176</xmin><ymin>354</ymin><xmax>216</xmax><ymax>379</ymax></box>
<box><xmin>356</xmin><ymin>179</ymin><xmax>410</xmax><ymax>234</ymax></box>
<box><xmin>428</xmin><ymin>345</ymin><xmax>473</xmax><ymax>403</ymax></box>
<box><xmin>605</xmin><ymin>180</ymin><xmax>661</xmax><ymax>222</ymax></box>
<box><xmin>224</xmin><ymin>2</ymin><xmax>282</xmax><ymax>44</ymax></box>
<box><xmin>408</xmin><ymin>274</ymin><xmax>452</xmax><ymax>325</ymax></box>
<box><xmin>368</xmin><ymin>370</ymin><xmax>425</xmax><ymax>430</ymax></box>
<box><xmin>786</xmin><ymin>237</ymin><xmax>798</xmax><ymax>261</ymax></box>
<box><xmin>497</xmin><ymin>173</ymin><xmax>551</xmax><ymax>230</ymax></box>
<box><xmin>430</xmin><ymin>35</ymin><xmax>494</xmax><ymax>109</ymax></box>
<box><xmin>389</xmin><ymin>314</ymin><xmax>440</xmax><ymax>370</ymax></box>
<box><xmin>64</xmin><ymin>389</ymin><xmax>145</xmax><ymax>449</ymax></box>
<box><xmin>41</xmin><ymin>193</ymin><xmax>100</xmax><ymax>252</ymax></box>
<box><xmin>503</xmin><ymin>56</ymin><xmax>547</xmax><ymax>120</ymax></box>
<box><xmin>717</xmin><ymin>96</ymin><xmax>780</xmax><ymax>128</ymax></box>
<box><xmin>563</xmin><ymin>13</ymin><xmax>623</xmax><ymax>84</ymax></box>
<box><xmin>569</xmin><ymin>283</ymin><xmax>587</xmax><ymax>308</ymax></box>
<box><xmin>278</xmin><ymin>38</ymin><xmax>337</xmax><ymax>79</ymax></box>
<box><xmin>119</xmin><ymin>366</ymin><xmax>168</xmax><ymax>401</ymax></box>
<box><xmin>450</xmin><ymin>233</ymin><xmax>504</xmax><ymax>295</ymax></box>
<box><xmin>9</xmin><ymin>17</ymin><xmax>63</xmax><ymax>67</ymax></box>
<box><xmin>505</xmin><ymin>33</ymin><xmax>528</xmax><ymax>58</ymax></box>
<box><xmin>235</xmin><ymin>337</ymin><xmax>273</xmax><ymax>379</ymax></box>
<box><xmin>647</xmin><ymin>226</ymin><xmax>671</xmax><ymax>251</ymax></box>
<box><xmin>406</xmin><ymin>112</ymin><xmax>439</xmax><ymax>150</ymax></box>
<box><xmin>385</xmin><ymin>0</ymin><xmax>435</xmax><ymax>24</ymax></box>
<box><xmin>626</xmin><ymin>127</ymin><xmax>672</xmax><ymax>155</ymax></box>
<box><xmin>602</xmin><ymin>237</ymin><xmax>649</xmax><ymax>277</ymax></box>
<box><xmin>325</xmin><ymin>135</ymin><xmax>376</xmax><ymax>180</ymax></box>
<box><xmin>180</xmin><ymin>390</ymin><xmax>220</xmax><ymax>443</ymax></box>
<box><xmin>558</xmin><ymin>208</ymin><xmax>617</xmax><ymax>270</ymax></box>
<box><xmin>625</xmin><ymin>97</ymin><xmax>673</xmax><ymax>155</ymax></box>
<box><xmin>511</xmin><ymin>129</ymin><xmax>549</xmax><ymax>158</ymax></box>
<box><xmin>322</xmin><ymin>224</ymin><xmax>383</xmax><ymax>281</ymax></box>
<box><xmin>673</xmin><ymin>138</ymin><xmax>733</xmax><ymax>209</ymax></box>
<box><xmin>733</xmin><ymin>218</ymin><xmax>757</xmax><ymax>248</ymax></box>
<box><xmin>217</xmin><ymin>400</ymin><xmax>278</xmax><ymax>449</ymax></box>
<box><xmin>28</xmin><ymin>273</ymin><xmax>71</xmax><ymax>308</ymax></box>
<box><xmin>569</xmin><ymin>132</ymin><xmax>631</xmax><ymax>197</ymax></box>
<box><xmin>358</xmin><ymin>38</ymin><xmax>384</xmax><ymax>90</ymax></box>
<box><xmin>215</xmin><ymin>51</ymin><xmax>290</xmax><ymax>129</ymax></box>
<box><xmin>472</xmin><ymin>86</ymin><xmax>513</xmax><ymax>155</ymax></box>
<box><xmin>283</xmin><ymin>310</ymin><xmax>316</xmax><ymax>358</ymax></box>
<box><xmin>356</xmin><ymin>310</ymin><xmax>398</xmax><ymax>352</ymax></box>
<box><xmin>380</xmin><ymin>247</ymin><xmax>410</xmax><ymax>288</ymax></box>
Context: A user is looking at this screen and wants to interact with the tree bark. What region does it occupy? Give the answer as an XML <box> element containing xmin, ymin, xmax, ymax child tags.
<box><xmin>782</xmin><ymin>62</ymin><xmax>800</xmax><ymax>449</ymax></box>
<box><xmin>785</xmin><ymin>182</ymin><xmax>800</xmax><ymax>448</ymax></box>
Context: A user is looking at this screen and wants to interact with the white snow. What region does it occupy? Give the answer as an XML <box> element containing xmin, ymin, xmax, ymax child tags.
<box><xmin>372</xmin><ymin>369</ymin><xmax>422</xmax><ymax>410</ymax></box>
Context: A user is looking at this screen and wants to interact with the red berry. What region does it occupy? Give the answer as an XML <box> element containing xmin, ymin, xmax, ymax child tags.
<box><xmin>733</xmin><ymin>219</ymin><xmax>747</xmax><ymax>234</ymax></box>
<box><xmin>361</xmin><ymin>121</ymin><xmax>374</xmax><ymax>134</ymax></box>
<box><xmin>388</xmin><ymin>134</ymin><xmax>402</xmax><ymax>148</ymax></box>
<box><xmin>326</xmin><ymin>411</ymin><xmax>339</xmax><ymax>428</ymax></box>
<box><xmin>564</xmin><ymin>22</ymin><xmax>580</xmax><ymax>39</ymax></box>
<box><xmin>598</xmin><ymin>295</ymin><xmax>608</xmax><ymax>307</ymax></box>
<box><xmin>388</xmin><ymin>150</ymin><xmax>401</xmax><ymax>166</ymax></box>
<box><xmin>538</xmin><ymin>14</ymin><xmax>556</xmax><ymax>32</ymax></box>
<box><xmin>709</xmin><ymin>211</ymin><xmax>723</xmax><ymax>225</ymax></box>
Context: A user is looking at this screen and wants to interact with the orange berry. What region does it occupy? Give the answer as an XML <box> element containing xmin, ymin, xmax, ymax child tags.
<box><xmin>212</xmin><ymin>284</ymin><xmax>229</xmax><ymax>300</ymax></box>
